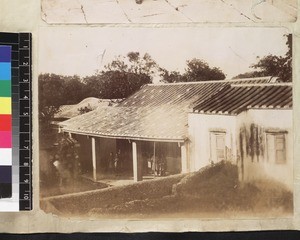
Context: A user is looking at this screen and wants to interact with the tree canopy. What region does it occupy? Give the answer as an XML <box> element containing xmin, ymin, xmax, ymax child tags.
<box><xmin>160</xmin><ymin>59</ymin><xmax>226</xmax><ymax>83</ymax></box>
<box><xmin>234</xmin><ymin>34</ymin><xmax>292</xmax><ymax>82</ymax></box>
<box><xmin>185</xmin><ymin>58</ymin><xmax>226</xmax><ymax>81</ymax></box>
<box><xmin>38</xmin><ymin>73</ymin><xmax>86</xmax><ymax>126</ymax></box>
<box><xmin>39</xmin><ymin>53</ymin><xmax>227</xmax><ymax>125</ymax></box>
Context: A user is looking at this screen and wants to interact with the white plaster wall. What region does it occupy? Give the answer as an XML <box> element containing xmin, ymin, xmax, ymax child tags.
<box><xmin>188</xmin><ymin>113</ymin><xmax>237</xmax><ymax>172</ymax></box>
<box><xmin>237</xmin><ymin>109</ymin><xmax>293</xmax><ymax>190</ymax></box>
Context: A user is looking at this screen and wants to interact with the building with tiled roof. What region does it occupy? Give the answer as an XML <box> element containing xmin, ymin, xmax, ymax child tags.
<box><xmin>61</xmin><ymin>77</ymin><xmax>276</xmax><ymax>141</ymax></box>
<box><xmin>59</xmin><ymin>76</ymin><xmax>292</xmax><ymax>188</ymax></box>
<box><xmin>189</xmin><ymin>83</ymin><xmax>292</xmax><ymax>189</ymax></box>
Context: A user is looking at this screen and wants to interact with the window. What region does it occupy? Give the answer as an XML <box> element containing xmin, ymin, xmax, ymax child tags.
<box><xmin>266</xmin><ymin>132</ymin><xmax>286</xmax><ymax>164</ymax></box>
<box><xmin>210</xmin><ymin>131</ymin><xmax>226</xmax><ymax>163</ymax></box>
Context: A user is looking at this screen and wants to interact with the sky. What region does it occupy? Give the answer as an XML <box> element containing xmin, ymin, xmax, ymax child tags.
<box><xmin>39</xmin><ymin>26</ymin><xmax>290</xmax><ymax>80</ymax></box>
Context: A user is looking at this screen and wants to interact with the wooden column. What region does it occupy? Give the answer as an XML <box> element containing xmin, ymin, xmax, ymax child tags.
<box><xmin>132</xmin><ymin>141</ymin><xmax>142</xmax><ymax>182</ymax></box>
<box><xmin>181</xmin><ymin>143</ymin><xmax>188</xmax><ymax>173</ymax></box>
<box><xmin>91</xmin><ymin>137</ymin><xmax>97</xmax><ymax>181</ymax></box>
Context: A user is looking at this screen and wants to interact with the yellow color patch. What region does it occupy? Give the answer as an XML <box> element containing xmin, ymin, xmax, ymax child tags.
<box><xmin>0</xmin><ymin>97</ymin><xmax>11</xmax><ymax>114</ymax></box>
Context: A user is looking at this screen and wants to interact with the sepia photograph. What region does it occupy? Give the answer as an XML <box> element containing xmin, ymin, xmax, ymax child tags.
<box><xmin>41</xmin><ymin>0</ymin><xmax>298</xmax><ymax>24</ymax></box>
<box><xmin>38</xmin><ymin>26</ymin><xmax>293</xmax><ymax>219</ymax></box>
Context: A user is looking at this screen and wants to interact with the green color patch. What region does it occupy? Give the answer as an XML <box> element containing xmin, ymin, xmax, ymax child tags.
<box><xmin>0</xmin><ymin>81</ymin><xmax>11</xmax><ymax>97</ymax></box>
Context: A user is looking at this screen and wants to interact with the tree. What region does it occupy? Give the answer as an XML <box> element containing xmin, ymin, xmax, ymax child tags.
<box><xmin>63</xmin><ymin>75</ymin><xmax>87</xmax><ymax>104</ymax></box>
<box><xmin>233</xmin><ymin>71</ymin><xmax>265</xmax><ymax>79</ymax></box>
<box><xmin>38</xmin><ymin>73</ymin><xmax>88</xmax><ymax>129</ymax></box>
<box><xmin>38</xmin><ymin>73</ymin><xmax>66</xmax><ymax>127</ymax></box>
<box><xmin>85</xmin><ymin>70</ymin><xmax>151</xmax><ymax>99</ymax></box>
<box><xmin>234</xmin><ymin>34</ymin><xmax>292</xmax><ymax>82</ymax></box>
<box><xmin>84</xmin><ymin>52</ymin><xmax>158</xmax><ymax>98</ymax></box>
<box><xmin>160</xmin><ymin>69</ymin><xmax>186</xmax><ymax>83</ymax></box>
<box><xmin>104</xmin><ymin>52</ymin><xmax>160</xmax><ymax>77</ymax></box>
<box><xmin>251</xmin><ymin>55</ymin><xmax>289</xmax><ymax>80</ymax></box>
<box><xmin>160</xmin><ymin>59</ymin><xmax>226</xmax><ymax>83</ymax></box>
<box><xmin>184</xmin><ymin>59</ymin><xmax>226</xmax><ymax>82</ymax></box>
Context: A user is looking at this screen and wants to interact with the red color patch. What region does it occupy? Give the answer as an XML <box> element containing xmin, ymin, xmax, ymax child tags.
<box><xmin>0</xmin><ymin>115</ymin><xmax>11</xmax><ymax>131</ymax></box>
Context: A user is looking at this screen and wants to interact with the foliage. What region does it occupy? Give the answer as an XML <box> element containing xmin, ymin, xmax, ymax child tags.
<box><xmin>38</xmin><ymin>73</ymin><xmax>86</xmax><ymax>128</ymax></box>
<box><xmin>234</xmin><ymin>34</ymin><xmax>292</xmax><ymax>82</ymax></box>
<box><xmin>233</xmin><ymin>71</ymin><xmax>265</xmax><ymax>79</ymax></box>
<box><xmin>84</xmin><ymin>71</ymin><xmax>151</xmax><ymax>99</ymax></box>
<box><xmin>251</xmin><ymin>55</ymin><xmax>289</xmax><ymax>81</ymax></box>
<box><xmin>104</xmin><ymin>52</ymin><xmax>159</xmax><ymax>76</ymax></box>
<box><xmin>161</xmin><ymin>59</ymin><xmax>226</xmax><ymax>83</ymax></box>
<box><xmin>39</xmin><ymin>53</ymin><xmax>227</xmax><ymax>125</ymax></box>
<box><xmin>78</xmin><ymin>105</ymin><xmax>93</xmax><ymax>115</ymax></box>
<box><xmin>160</xmin><ymin>69</ymin><xmax>186</xmax><ymax>83</ymax></box>
<box><xmin>83</xmin><ymin>52</ymin><xmax>158</xmax><ymax>98</ymax></box>
<box><xmin>184</xmin><ymin>58</ymin><xmax>226</xmax><ymax>82</ymax></box>
<box><xmin>39</xmin><ymin>73</ymin><xmax>65</xmax><ymax>127</ymax></box>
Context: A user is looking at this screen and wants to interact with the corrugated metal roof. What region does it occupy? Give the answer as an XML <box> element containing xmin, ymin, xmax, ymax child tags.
<box><xmin>193</xmin><ymin>83</ymin><xmax>292</xmax><ymax>115</ymax></box>
<box><xmin>60</xmin><ymin>76</ymin><xmax>277</xmax><ymax>141</ymax></box>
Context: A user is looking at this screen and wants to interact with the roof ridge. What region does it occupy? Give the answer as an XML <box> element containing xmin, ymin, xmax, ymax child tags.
<box><xmin>230</xmin><ymin>83</ymin><xmax>292</xmax><ymax>87</ymax></box>
<box><xmin>146</xmin><ymin>76</ymin><xmax>273</xmax><ymax>86</ymax></box>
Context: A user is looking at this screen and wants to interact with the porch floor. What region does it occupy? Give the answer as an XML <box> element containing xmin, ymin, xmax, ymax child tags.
<box><xmin>81</xmin><ymin>172</ymin><xmax>165</xmax><ymax>187</ymax></box>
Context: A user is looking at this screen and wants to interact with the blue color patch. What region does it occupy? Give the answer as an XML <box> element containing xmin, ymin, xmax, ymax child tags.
<box><xmin>0</xmin><ymin>46</ymin><xmax>11</xmax><ymax>62</ymax></box>
<box><xmin>0</xmin><ymin>63</ymin><xmax>11</xmax><ymax>80</ymax></box>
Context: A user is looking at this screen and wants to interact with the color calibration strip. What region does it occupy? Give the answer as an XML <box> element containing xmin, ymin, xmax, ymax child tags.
<box><xmin>0</xmin><ymin>46</ymin><xmax>12</xmax><ymax>200</ymax></box>
<box><xmin>0</xmin><ymin>33</ymin><xmax>32</xmax><ymax>211</ymax></box>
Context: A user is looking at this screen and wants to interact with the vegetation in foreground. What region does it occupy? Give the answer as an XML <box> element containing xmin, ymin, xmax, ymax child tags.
<box><xmin>41</xmin><ymin>162</ymin><xmax>293</xmax><ymax>218</ymax></box>
<box><xmin>89</xmin><ymin>162</ymin><xmax>293</xmax><ymax>217</ymax></box>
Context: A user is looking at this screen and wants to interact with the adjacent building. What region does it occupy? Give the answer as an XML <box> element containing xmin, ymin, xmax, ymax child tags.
<box><xmin>189</xmin><ymin>83</ymin><xmax>292</xmax><ymax>189</ymax></box>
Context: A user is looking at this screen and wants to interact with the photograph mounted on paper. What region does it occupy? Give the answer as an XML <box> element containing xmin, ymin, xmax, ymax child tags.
<box><xmin>38</xmin><ymin>27</ymin><xmax>293</xmax><ymax>219</ymax></box>
<box><xmin>41</xmin><ymin>0</ymin><xmax>297</xmax><ymax>24</ymax></box>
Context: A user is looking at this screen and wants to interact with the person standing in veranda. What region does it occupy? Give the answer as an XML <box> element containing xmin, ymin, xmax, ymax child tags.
<box><xmin>108</xmin><ymin>152</ymin><xmax>114</xmax><ymax>174</ymax></box>
<box><xmin>117</xmin><ymin>149</ymin><xmax>123</xmax><ymax>172</ymax></box>
<box><xmin>152</xmin><ymin>154</ymin><xmax>158</xmax><ymax>176</ymax></box>
<box><xmin>114</xmin><ymin>152</ymin><xmax>119</xmax><ymax>174</ymax></box>
<box><xmin>159</xmin><ymin>153</ymin><xmax>166</xmax><ymax>176</ymax></box>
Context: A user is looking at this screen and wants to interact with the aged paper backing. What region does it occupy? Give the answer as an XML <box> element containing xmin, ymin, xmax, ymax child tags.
<box><xmin>0</xmin><ymin>0</ymin><xmax>299</xmax><ymax>233</ymax></box>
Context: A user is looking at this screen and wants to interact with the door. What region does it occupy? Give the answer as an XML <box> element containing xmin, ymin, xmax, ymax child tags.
<box><xmin>210</xmin><ymin>132</ymin><xmax>226</xmax><ymax>163</ymax></box>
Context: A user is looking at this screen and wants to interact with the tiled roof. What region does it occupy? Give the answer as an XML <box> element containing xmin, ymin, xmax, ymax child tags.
<box><xmin>60</xmin><ymin>76</ymin><xmax>277</xmax><ymax>141</ymax></box>
<box><xmin>60</xmin><ymin>106</ymin><xmax>187</xmax><ymax>142</ymax></box>
<box><xmin>118</xmin><ymin>76</ymin><xmax>276</xmax><ymax>109</ymax></box>
<box><xmin>193</xmin><ymin>83</ymin><xmax>292</xmax><ymax>115</ymax></box>
<box><xmin>55</xmin><ymin>97</ymin><xmax>121</xmax><ymax>119</ymax></box>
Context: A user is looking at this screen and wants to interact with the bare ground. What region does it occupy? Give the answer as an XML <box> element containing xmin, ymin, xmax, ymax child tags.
<box><xmin>41</xmin><ymin>162</ymin><xmax>293</xmax><ymax>219</ymax></box>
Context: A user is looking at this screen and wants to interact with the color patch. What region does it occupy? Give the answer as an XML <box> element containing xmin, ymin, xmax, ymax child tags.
<box><xmin>0</xmin><ymin>43</ymin><xmax>12</xmax><ymax>202</ymax></box>
<box><xmin>0</xmin><ymin>62</ymin><xmax>11</xmax><ymax>80</ymax></box>
<box><xmin>0</xmin><ymin>114</ymin><xmax>11</xmax><ymax>131</ymax></box>
<box><xmin>0</xmin><ymin>149</ymin><xmax>12</xmax><ymax>165</ymax></box>
<box><xmin>0</xmin><ymin>46</ymin><xmax>11</xmax><ymax>62</ymax></box>
<box><xmin>0</xmin><ymin>166</ymin><xmax>12</xmax><ymax>183</ymax></box>
<box><xmin>0</xmin><ymin>81</ymin><xmax>11</xmax><ymax>97</ymax></box>
<box><xmin>0</xmin><ymin>131</ymin><xmax>12</xmax><ymax>148</ymax></box>
<box><xmin>0</xmin><ymin>183</ymin><xmax>12</xmax><ymax>198</ymax></box>
<box><xmin>0</xmin><ymin>97</ymin><xmax>11</xmax><ymax>114</ymax></box>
